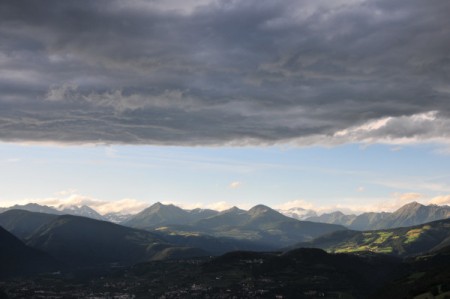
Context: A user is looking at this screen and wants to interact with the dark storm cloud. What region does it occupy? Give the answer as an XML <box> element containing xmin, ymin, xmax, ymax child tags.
<box><xmin>0</xmin><ymin>0</ymin><xmax>449</xmax><ymax>145</ymax></box>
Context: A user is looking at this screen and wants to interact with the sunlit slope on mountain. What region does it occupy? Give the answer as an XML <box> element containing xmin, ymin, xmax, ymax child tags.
<box><xmin>296</xmin><ymin>218</ymin><xmax>450</xmax><ymax>256</ymax></box>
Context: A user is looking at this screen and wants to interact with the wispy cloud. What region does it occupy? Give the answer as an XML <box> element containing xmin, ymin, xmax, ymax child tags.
<box><xmin>18</xmin><ymin>190</ymin><xmax>149</xmax><ymax>215</ymax></box>
<box><xmin>4</xmin><ymin>158</ymin><xmax>21</xmax><ymax>163</ymax></box>
<box><xmin>429</xmin><ymin>195</ymin><xmax>450</xmax><ymax>206</ymax></box>
<box><xmin>277</xmin><ymin>191</ymin><xmax>450</xmax><ymax>215</ymax></box>
<box><xmin>373</xmin><ymin>178</ymin><xmax>450</xmax><ymax>193</ymax></box>
<box><xmin>275</xmin><ymin>199</ymin><xmax>315</xmax><ymax>211</ymax></box>
<box><xmin>229</xmin><ymin>181</ymin><xmax>242</xmax><ymax>189</ymax></box>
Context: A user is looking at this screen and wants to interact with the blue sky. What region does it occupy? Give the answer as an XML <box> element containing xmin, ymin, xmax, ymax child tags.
<box><xmin>1</xmin><ymin>1</ymin><xmax>450</xmax><ymax>214</ymax></box>
<box><xmin>2</xmin><ymin>142</ymin><xmax>450</xmax><ymax>214</ymax></box>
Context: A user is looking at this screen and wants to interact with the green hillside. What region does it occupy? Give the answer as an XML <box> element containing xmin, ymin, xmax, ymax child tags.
<box><xmin>297</xmin><ymin>218</ymin><xmax>450</xmax><ymax>256</ymax></box>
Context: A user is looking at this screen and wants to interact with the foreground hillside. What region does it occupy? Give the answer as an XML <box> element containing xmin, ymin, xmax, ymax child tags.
<box><xmin>2</xmin><ymin>214</ymin><xmax>450</xmax><ymax>298</ymax></box>
<box><xmin>0</xmin><ymin>209</ymin><xmax>283</xmax><ymax>259</ymax></box>
<box><xmin>27</xmin><ymin>215</ymin><xmax>207</xmax><ymax>267</ymax></box>
<box><xmin>0</xmin><ymin>248</ymin><xmax>403</xmax><ymax>298</ymax></box>
<box><xmin>0</xmin><ymin>210</ymin><xmax>58</xmax><ymax>240</ymax></box>
<box><xmin>0</xmin><ymin>227</ymin><xmax>58</xmax><ymax>278</ymax></box>
<box><xmin>0</xmin><ymin>211</ymin><xmax>207</xmax><ymax>268</ymax></box>
<box><xmin>296</xmin><ymin>217</ymin><xmax>450</xmax><ymax>256</ymax></box>
<box><xmin>5</xmin><ymin>246</ymin><xmax>450</xmax><ymax>299</ymax></box>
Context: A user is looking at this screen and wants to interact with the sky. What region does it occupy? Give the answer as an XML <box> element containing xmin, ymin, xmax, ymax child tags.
<box><xmin>1</xmin><ymin>0</ymin><xmax>450</xmax><ymax>214</ymax></box>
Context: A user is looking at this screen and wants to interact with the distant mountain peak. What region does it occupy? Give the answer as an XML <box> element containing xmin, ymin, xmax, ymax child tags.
<box><xmin>60</xmin><ymin>205</ymin><xmax>104</xmax><ymax>220</ymax></box>
<box><xmin>6</xmin><ymin>203</ymin><xmax>61</xmax><ymax>215</ymax></box>
<box><xmin>287</xmin><ymin>207</ymin><xmax>307</xmax><ymax>212</ymax></box>
<box><xmin>221</xmin><ymin>206</ymin><xmax>245</xmax><ymax>214</ymax></box>
<box><xmin>395</xmin><ymin>201</ymin><xmax>424</xmax><ymax>213</ymax></box>
<box><xmin>23</xmin><ymin>203</ymin><xmax>43</xmax><ymax>208</ymax></box>
<box><xmin>124</xmin><ymin>202</ymin><xmax>192</xmax><ymax>228</ymax></box>
<box><xmin>147</xmin><ymin>202</ymin><xmax>178</xmax><ymax>211</ymax></box>
<box><xmin>250</xmin><ymin>204</ymin><xmax>271</xmax><ymax>210</ymax></box>
<box><xmin>278</xmin><ymin>207</ymin><xmax>318</xmax><ymax>220</ymax></box>
<box><xmin>248</xmin><ymin>204</ymin><xmax>273</xmax><ymax>216</ymax></box>
<box><xmin>403</xmin><ymin>201</ymin><xmax>422</xmax><ymax>207</ymax></box>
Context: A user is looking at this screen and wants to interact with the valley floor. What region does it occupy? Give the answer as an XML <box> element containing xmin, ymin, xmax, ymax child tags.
<box><xmin>2</xmin><ymin>248</ymin><xmax>450</xmax><ymax>299</ymax></box>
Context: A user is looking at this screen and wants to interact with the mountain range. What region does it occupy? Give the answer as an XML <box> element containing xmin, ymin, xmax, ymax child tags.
<box><xmin>124</xmin><ymin>202</ymin><xmax>219</xmax><ymax>228</ymax></box>
<box><xmin>0</xmin><ymin>203</ymin><xmax>132</xmax><ymax>223</ymax></box>
<box><xmin>0</xmin><ymin>210</ymin><xmax>207</xmax><ymax>269</ymax></box>
<box><xmin>12</xmin><ymin>202</ymin><xmax>340</xmax><ymax>248</ymax></box>
<box><xmin>2</xmin><ymin>204</ymin><xmax>450</xmax><ymax>297</ymax></box>
<box><xmin>302</xmin><ymin>202</ymin><xmax>450</xmax><ymax>230</ymax></box>
<box><xmin>0</xmin><ymin>207</ymin><xmax>336</xmax><ymax>267</ymax></box>
<box><xmin>0</xmin><ymin>204</ymin><xmax>345</xmax><ymax>268</ymax></box>
<box><xmin>125</xmin><ymin>203</ymin><xmax>346</xmax><ymax>247</ymax></box>
<box><xmin>2</xmin><ymin>201</ymin><xmax>450</xmax><ymax>232</ymax></box>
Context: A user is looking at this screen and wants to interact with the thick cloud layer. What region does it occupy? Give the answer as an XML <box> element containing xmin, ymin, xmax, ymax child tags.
<box><xmin>0</xmin><ymin>0</ymin><xmax>449</xmax><ymax>145</ymax></box>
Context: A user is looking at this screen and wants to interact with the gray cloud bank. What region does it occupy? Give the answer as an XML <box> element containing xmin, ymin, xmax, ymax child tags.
<box><xmin>0</xmin><ymin>0</ymin><xmax>449</xmax><ymax>146</ymax></box>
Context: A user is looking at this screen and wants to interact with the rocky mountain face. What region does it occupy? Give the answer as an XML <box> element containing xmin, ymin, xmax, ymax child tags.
<box><xmin>302</xmin><ymin>202</ymin><xmax>450</xmax><ymax>230</ymax></box>
<box><xmin>376</xmin><ymin>202</ymin><xmax>450</xmax><ymax>229</ymax></box>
